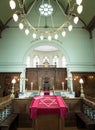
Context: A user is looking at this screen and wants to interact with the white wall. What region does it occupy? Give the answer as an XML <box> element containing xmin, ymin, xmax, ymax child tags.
<box><xmin>92</xmin><ymin>30</ymin><xmax>95</xmax><ymax>59</ymax></box>
<box><xmin>0</xmin><ymin>20</ymin><xmax>95</xmax><ymax>72</ymax></box>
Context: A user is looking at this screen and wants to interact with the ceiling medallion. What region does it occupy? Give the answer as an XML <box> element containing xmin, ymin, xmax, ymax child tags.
<box><xmin>39</xmin><ymin>3</ymin><xmax>53</xmax><ymax>16</ymax></box>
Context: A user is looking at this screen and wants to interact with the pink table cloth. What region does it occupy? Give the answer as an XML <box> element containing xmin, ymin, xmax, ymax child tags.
<box><xmin>29</xmin><ymin>95</ymin><xmax>68</xmax><ymax>119</ymax></box>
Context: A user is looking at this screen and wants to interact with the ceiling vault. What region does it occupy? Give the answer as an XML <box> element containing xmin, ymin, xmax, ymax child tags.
<box><xmin>0</xmin><ymin>0</ymin><xmax>95</xmax><ymax>39</ymax></box>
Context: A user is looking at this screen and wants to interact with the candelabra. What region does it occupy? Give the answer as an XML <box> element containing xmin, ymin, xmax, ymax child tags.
<box><xmin>10</xmin><ymin>78</ymin><xmax>16</xmax><ymax>98</ymax></box>
<box><xmin>79</xmin><ymin>78</ymin><xmax>85</xmax><ymax>98</ymax></box>
<box><xmin>9</xmin><ymin>0</ymin><xmax>83</xmax><ymax>40</ymax></box>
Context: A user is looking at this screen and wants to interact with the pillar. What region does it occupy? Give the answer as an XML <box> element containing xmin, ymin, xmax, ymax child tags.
<box><xmin>67</xmin><ymin>69</ymin><xmax>73</xmax><ymax>93</ymax></box>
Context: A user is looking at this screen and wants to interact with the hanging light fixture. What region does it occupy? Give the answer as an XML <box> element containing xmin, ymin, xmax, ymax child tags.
<box><xmin>9</xmin><ymin>0</ymin><xmax>16</xmax><ymax>10</ymax></box>
<box><xmin>54</xmin><ymin>34</ymin><xmax>58</xmax><ymax>40</ymax></box>
<box><xmin>48</xmin><ymin>35</ymin><xmax>52</xmax><ymax>41</ymax></box>
<box><xmin>77</xmin><ymin>5</ymin><xmax>83</xmax><ymax>14</ymax></box>
<box><xmin>9</xmin><ymin>0</ymin><xmax>83</xmax><ymax>41</ymax></box>
<box><xmin>74</xmin><ymin>16</ymin><xmax>79</xmax><ymax>24</ymax></box>
<box><xmin>25</xmin><ymin>29</ymin><xmax>29</xmax><ymax>35</ymax></box>
<box><xmin>13</xmin><ymin>13</ymin><xmax>18</xmax><ymax>22</ymax></box>
<box><xmin>68</xmin><ymin>25</ymin><xmax>73</xmax><ymax>32</ymax></box>
<box><xmin>40</xmin><ymin>35</ymin><xmax>44</xmax><ymax>40</ymax></box>
<box><xmin>62</xmin><ymin>31</ymin><xmax>66</xmax><ymax>37</ymax></box>
<box><xmin>76</xmin><ymin>0</ymin><xmax>83</xmax><ymax>5</ymax></box>
<box><xmin>32</xmin><ymin>33</ymin><xmax>37</xmax><ymax>39</ymax></box>
<box><xmin>19</xmin><ymin>23</ymin><xmax>24</xmax><ymax>30</ymax></box>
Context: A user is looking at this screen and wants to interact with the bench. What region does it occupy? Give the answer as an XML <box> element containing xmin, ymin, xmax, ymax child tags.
<box><xmin>0</xmin><ymin>113</ymin><xmax>18</xmax><ymax>130</ymax></box>
<box><xmin>75</xmin><ymin>112</ymin><xmax>95</xmax><ymax>130</ymax></box>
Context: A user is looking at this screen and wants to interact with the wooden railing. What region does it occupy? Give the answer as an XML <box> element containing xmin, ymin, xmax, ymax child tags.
<box><xmin>82</xmin><ymin>98</ymin><xmax>95</xmax><ymax>120</ymax></box>
<box><xmin>0</xmin><ymin>96</ymin><xmax>13</xmax><ymax>123</ymax></box>
<box><xmin>85</xmin><ymin>95</ymin><xmax>95</xmax><ymax>103</ymax></box>
<box><xmin>0</xmin><ymin>95</ymin><xmax>10</xmax><ymax>103</ymax></box>
<box><xmin>75</xmin><ymin>98</ymin><xmax>95</xmax><ymax>130</ymax></box>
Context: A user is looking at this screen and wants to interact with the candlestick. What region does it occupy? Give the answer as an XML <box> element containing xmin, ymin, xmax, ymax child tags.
<box><xmin>79</xmin><ymin>78</ymin><xmax>85</xmax><ymax>98</ymax></box>
<box><xmin>31</xmin><ymin>82</ymin><xmax>33</xmax><ymax>90</ymax></box>
<box><xmin>10</xmin><ymin>78</ymin><xmax>16</xmax><ymax>98</ymax></box>
<box><xmin>62</xmin><ymin>82</ymin><xmax>64</xmax><ymax>91</ymax></box>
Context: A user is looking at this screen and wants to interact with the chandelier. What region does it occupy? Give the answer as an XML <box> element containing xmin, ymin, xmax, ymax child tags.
<box><xmin>9</xmin><ymin>0</ymin><xmax>83</xmax><ymax>41</ymax></box>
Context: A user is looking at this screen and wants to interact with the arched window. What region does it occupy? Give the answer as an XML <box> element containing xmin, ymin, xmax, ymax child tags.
<box><xmin>43</xmin><ymin>56</ymin><xmax>49</xmax><ymax>64</ymax></box>
<box><xmin>53</xmin><ymin>56</ymin><xmax>59</xmax><ymax>67</ymax></box>
<box><xmin>33</xmin><ymin>56</ymin><xmax>40</xmax><ymax>67</ymax></box>
<box><xmin>62</xmin><ymin>56</ymin><xmax>67</xmax><ymax>67</ymax></box>
<box><xmin>26</xmin><ymin>56</ymin><xmax>30</xmax><ymax>67</ymax></box>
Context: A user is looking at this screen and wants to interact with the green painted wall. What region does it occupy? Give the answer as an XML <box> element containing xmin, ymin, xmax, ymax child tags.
<box><xmin>0</xmin><ymin>20</ymin><xmax>95</xmax><ymax>72</ymax></box>
<box><xmin>92</xmin><ymin>30</ymin><xmax>95</xmax><ymax>60</ymax></box>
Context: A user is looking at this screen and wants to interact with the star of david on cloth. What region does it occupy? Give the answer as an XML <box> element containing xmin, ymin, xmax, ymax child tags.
<box><xmin>39</xmin><ymin>97</ymin><xmax>58</xmax><ymax>107</ymax></box>
<box><xmin>29</xmin><ymin>96</ymin><xmax>68</xmax><ymax>119</ymax></box>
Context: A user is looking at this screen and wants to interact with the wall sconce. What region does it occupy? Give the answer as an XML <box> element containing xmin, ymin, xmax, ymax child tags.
<box><xmin>79</xmin><ymin>78</ymin><xmax>85</xmax><ymax>98</ymax></box>
<box><xmin>10</xmin><ymin>78</ymin><xmax>16</xmax><ymax>98</ymax></box>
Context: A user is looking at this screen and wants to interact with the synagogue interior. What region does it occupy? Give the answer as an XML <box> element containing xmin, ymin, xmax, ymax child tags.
<box><xmin>0</xmin><ymin>0</ymin><xmax>95</xmax><ymax>130</ymax></box>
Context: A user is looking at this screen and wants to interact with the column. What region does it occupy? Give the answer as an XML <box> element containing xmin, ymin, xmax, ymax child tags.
<box><xmin>67</xmin><ymin>69</ymin><xmax>73</xmax><ymax>93</ymax></box>
<box><xmin>19</xmin><ymin>70</ymin><xmax>26</xmax><ymax>93</ymax></box>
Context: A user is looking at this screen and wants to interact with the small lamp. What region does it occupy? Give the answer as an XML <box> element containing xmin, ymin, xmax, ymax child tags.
<box><xmin>79</xmin><ymin>78</ymin><xmax>85</xmax><ymax>98</ymax></box>
<box><xmin>10</xmin><ymin>78</ymin><xmax>16</xmax><ymax>98</ymax></box>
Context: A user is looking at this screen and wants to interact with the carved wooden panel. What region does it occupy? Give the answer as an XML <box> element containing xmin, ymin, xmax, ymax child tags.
<box><xmin>72</xmin><ymin>72</ymin><xmax>95</xmax><ymax>97</ymax></box>
<box><xmin>26</xmin><ymin>68</ymin><xmax>38</xmax><ymax>90</ymax></box>
<box><xmin>26</xmin><ymin>67</ymin><xmax>67</xmax><ymax>90</ymax></box>
<box><xmin>55</xmin><ymin>68</ymin><xmax>67</xmax><ymax>90</ymax></box>
<box><xmin>0</xmin><ymin>72</ymin><xmax>21</xmax><ymax>96</ymax></box>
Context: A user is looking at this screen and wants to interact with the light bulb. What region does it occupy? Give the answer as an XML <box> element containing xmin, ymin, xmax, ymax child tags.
<box><xmin>74</xmin><ymin>16</ymin><xmax>79</xmax><ymax>24</ymax></box>
<box><xmin>54</xmin><ymin>34</ymin><xmax>58</xmax><ymax>40</ymax></box>
<box><xmin>40</xmin><ymin>35</ymin><xmax>44</xmax><ymax>40</ymax></box>
<box><xmin>76</xmin><ymin>0</ymin><xmax>82</xmax><ymax>5</ymax></box>
<box><xmin>77</xmin><ymin>5</ymin><xmax>83</xmax><ymax>14</ymax></box>
<box><xmin>79</xmin><ymin>78</ymin><xmax>84</xmax><ymax>84</ymax></box>
<box><xmin>25</xmin><ymin>29</ymin><xmax>29</xmax><ymax>35</ymax></box>
<box><xmin>9</xmin><ymin>0</ymin><xmax>16</xmax><ymax>10</ymax></box>
<box><xmin>62</xmin><ymin>31</ymin><xmax>66</xmax><ymax>37</ymax></box>
<box><xmin>19</xmin><ymin>23</ymin><xmax>24</xmax><ymax>30</ymax></box>
<box><xmin>12</xmin><ymin>78</ymin><xmax>16</xmax><ymax>84</ymax></box>
<box><xmin>32</xmin><ymin>33</ymin><xmax>36</xmax><ymax>39</ymax></box>
<box><xmin>48</xmin><ymin>35</ymin><xmax>51</xmax><ymax>41</ymax></box>
<box><xmin>13</xmin><ymin>13</ymin><xmax>18</xmax><ymax>22</ymax></box>
<box><xmin>68</xmin><ymin>25</ymin><xmax>73</xmax><ymax>31</ymax></box>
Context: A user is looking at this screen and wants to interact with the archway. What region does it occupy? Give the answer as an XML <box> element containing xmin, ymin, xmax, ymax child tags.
<box><xmin>23</xmin><ymin>39</ymin><xmax>70</xmax><ymax>66</ymax></box>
